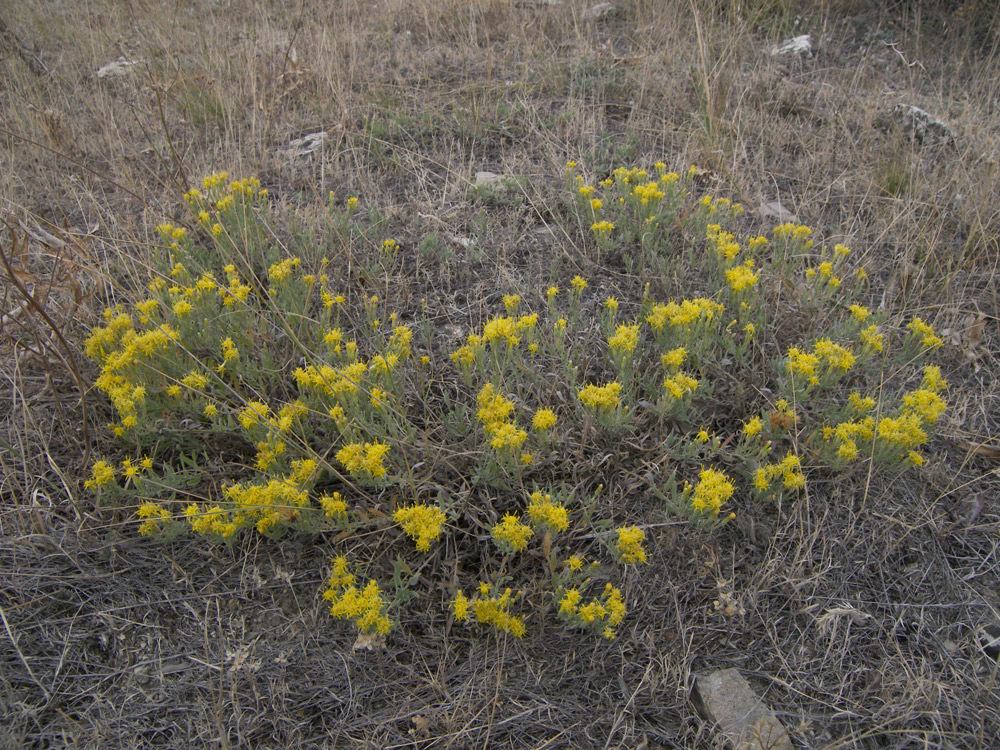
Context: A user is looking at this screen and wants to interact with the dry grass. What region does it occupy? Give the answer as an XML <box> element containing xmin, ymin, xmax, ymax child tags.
<box><xmin>2</xmin><ymin>0</ymin><xmax>999</xmax><ymax>747</ymax></box>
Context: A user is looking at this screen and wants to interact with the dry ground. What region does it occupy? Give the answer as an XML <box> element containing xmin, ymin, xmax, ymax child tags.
<box><xmin>1</xmin><ymin>0</ymin><xmax>999</xmax><ymax>747</ymax></box>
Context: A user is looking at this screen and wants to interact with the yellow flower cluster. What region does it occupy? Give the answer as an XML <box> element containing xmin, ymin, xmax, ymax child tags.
<box><xmin>213</xmin><ymin>476</ymin><xmax>311</xmax><ymax>535</ymax></box>
<box><xmin>83</xmin><ymin>460</ymin><xmax>117</xmax><ymax>490</ymax></box>
<box><xmin>859</xmin><ymin>325</ymin><xmax>884</xmax><ymax>353</ymax></box>
<box><xmin>318</xmin><ymin>492</ymin><xmax>348</xmax><ymax>520</ymax></box>
<box><xmin>753</xmin><ymin>452</ymin><xmax>806</xmax><ymax>494</ymax></box>
<box><xmin>849</xmin><ymin>304</ymin><xmax>870</xmax><ymax>323</ymax></box>
<box><xmin>608</xmin><ymin>323</ymin><xmax>640</xmax><ymax>356</ymax></box>
<box><xmin>336</xmin><ymin>441</ymin><xmax>390</xmax><ymax>480</ymax></box>
<box><xmin>488</xmin><ymin>422</ymin><xmax>529</xmax><ymax>452</ymax></box>
<box><xmin>848</xmin><ymin>392</ymin><xmax>876</xmax><ymax>413</ymax></box>
<box><xmin>184</xmin><ymin>504</ymin><xmax>238</xmax><ymax>538</ymax></box>
<box><xmin>876</xmin><ymin>413</ymin><xmax>927</xmax><ymax>451</ymax></box>
<box><xmin>268</xmin><ymin>256</ymin><xmax>301</xmax><ymax>284</ymax></box>
<box><xmin>531</xmin><ymin>408</ymin><xmax>558</xmax><ymax>431</ymax></box>
<box><xmin>826</xmin><ymin>366</ymin><xmax>947</xmax><ymax>463</ymax></box>
<box><xmin>689</xmin><ymin>468</ymin><xmax>735</xmax><ymax>517</ymax></box>
<box><xmin>323</xmin><ymin>557</ymin><xmax>392</xmax><ymax>635</ymax></box>
<box><xmin>615</xmin><ymin>525</ymin><xmax>647</xmax><ymax>564</ymax></box>
<box><xmin>661</xmin><ymin>346</ymin><xmax>687</xmax><ymax>369</ymax></box>
<box><xmin>707</xmin><ymin>224</ymin><xmax>740</xmax><ymax>261</ymax></box>
<box><xmin>646</xmin><ymin>298</ymin><xmax>724</xmax><ymax>335</ymax></box>
<box><xmin>481</xmin><ymin>313</ymin><xmax>538</xmax><ymax>348</ymax></box>
<box><xmin>663</xmin><ymin>372</ymin><xmax>699</xmax><ymax>400</ymax></box>
<box><xmin>136</xmin><ymin>502</ymin><xmax>171</xmax><ymax>536</ymax></box>
<box><xmin>591</xmin><ymin>220</ymin><xmax>614</xmax><ymax>234</ymax></box>
<box><xmin>238</xmin><ymin>400</ymin><xmax>271</xmax><ymax>430</ymax></box>
<box><xmin>578</xmin><ymin>381</ymin><xmax>622</xmax><ymax>412</ymax></box>
<box><xmin>450</xmin><ymin>344</ymin><xmax>476</xmax><ymax>369</ymax></box>
<box><xmin>823</xmin><ymin>416</ymin><xmax>876</xmax><ymax>462</ymax></box>
<box><xmin>491</xmin><ymin>513</ymin><xmax>534</xmax><ymax>553</ymax></box>
<box><xmin>475</xmin><ymin>383</ymin><xmax>528</xmax><ymax>454</ymax></box>
<box><xmin>557</xmin><ymin>583</ymin><xmax>626</xmax><ymax>639</ymax></box>
<box><xmin>393</xmin><ymin>503</ymin><xmax>447</xmax><ymax>551</ymax></box>
<box><xmin>742</xmin><ymin>416</ymin><xmax>764</xmax><ymax>438</ymax></box>
<box><xmin>476</xmin><ymin>383</ymin><xmax>514</xmax><ymax>424</ymax></box>
<box><xmin>725</xmin><ymin>261</ymin><xmax>759</xmax><ymax>293</ymax></box>
<box><xmin>85</xmin><ymin>308</ymin><xmax>186</xmax><ymax>434</ymax></box>
<box><xmin>787</xmin><ymin>339</ymin><xmax>856</xmax><ymax>386</ymax></box>
<box><xmin>453</xmin><ymin>586</ymin><xmax>525</xmax><ymax>637</ymax></box>
<box><xmin>526</xmin><ymin>491</ymin><xmax>569</xmax><ymax>533</ymax></box>
<box><xmin>907</xmin><ymin>318</ymin><xmax>943</xmax><ymax>349</ymax></box>
<box><xmin>632</xmin><ymin>181</ymin><xmax>665</xmax><ymax>205</ymax></box>
<box><xmin>773</xmin><ymin>222</ymin><xmax>813</xmax><ymax>245</ymax></box>
<box><xmin>294</xmin><ymin>362</ymin><xmax>367</xmax><ymax>400</ymax></box>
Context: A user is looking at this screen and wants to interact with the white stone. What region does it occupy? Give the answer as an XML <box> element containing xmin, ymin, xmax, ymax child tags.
<box><xmin>891</xmin><ymin>104</ymin><xmax>955</xmax><ymax>145</ymax></box>
<box><xmin>694</xmin><ymin>669</ymin><xmax>793</xmax><ymax>750</ymax></box>
<box><xmin>96</xmin><ymin>57</ymin><xmax>139</xmax><ymax>79</ymax></box>
<box><xmin>474</xmin><ymin>171</ymin><xmax>502</xmax><ymax>187</ymax></box>
<box><xmin>771</xmin><ymin>35</ymin><xmax>812</xmax><ymax>57</ymax></box>
<box><xmin>277</xmin><ymin>131</ymin><xmax>326</xmax><ymax>158</ymax></box>
<box><xmin>581</xmin><ymin>2</ymin><xmax>620</xmax><ymax>20</ymax></box>
<box><xmin>760</xmin><ymin>200</ymin><xmax>799</xmax><ymax>224</ymax></box>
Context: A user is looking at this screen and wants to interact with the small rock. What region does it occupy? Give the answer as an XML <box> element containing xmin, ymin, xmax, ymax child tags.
<box><xmin>474</xmin><ymin>171</ymin><xmax>503</xmax><ymax>187</ymax></box>
<box><xmin>888</xmin><ymin>104</ymin><xmax>956</xmax><ymax>146</ymax></box>
<box><xmin>96</xmin><ymin>57</ymin><xmax>139</xmax><ymax>79</ymax></box>
<box><xmin>277</xmin><ymin>131</ymin><xmax>326</xmax><ymax>158</ymax></box>
<box><xmin>760</xmin><ymin>200</ymin><xmax>799</xmax><ymax>224</ymax></box>
<box><xmin>581</xmin><ymin>2</ymin><xmax>620</xmax><ymax>20</ymax></box>
<box><xmin>771</xmin><ymin>34</ymin><xmax>812</xmax><ymax>57</ymax></box>
<box><xmin>693</xmin><ymin>669</ymin><xmax>793</xmax><ymax>750</ymax></box>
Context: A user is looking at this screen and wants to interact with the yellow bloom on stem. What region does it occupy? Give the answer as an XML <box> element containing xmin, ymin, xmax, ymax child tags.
<box><xmin>84</xmin><ymin>460</ymin><xmax>116</xmax><ymax>490</ymax></box>
<box><xmin>689</xmin><ymin>468</ymin><xmax>735</xmax><ymax>517</ymax></box>
<box><xmin>393</xmin><ymin>503</ymin><xmax>447</xmax><ymax>551</ymax></box>
<box><xmin>661</xmin><ymin>347</ymin><xmax>687</xmax><ymax>369</ymax></box>
<box><xmin>907</xmin><ymin>318</ymin><xmax>942</xmax><ymax>349</ymax></box>
<box><xmin>608</xmin><ymin>323</ymin><xmax>640</xmax><ymax>356</ymax></box>
<box><xmin>526</xmin><ymin>491</ymin><xmax>569</xmax><ymax>533</ymax></box>
<box><xmin>578</xmin><ymin>381</ymin><xmax>622</xmax><ymax>412</ymax></box>
<box><xmin>336</xmin><ymin>441</ymin><xmax>391</xmax><ymax>479</ymax></box>
<box><xmin>318</xmin><ymin>493</ymin><xmax>348</xmax><ymax>520</ymax></box>
<box><xmin>615</xmin><ymin>525</ymin><xmax>647</xmax><ymax>564</ymax></box>
<box><xmin>453</xmin><ymin>591</ymin><xmax>470</xmax><ymax>621</ymax></box>
<box><xmin>742</xmin><ymin>416</ymin><xmax>763</xmax><ymax>437</ymax></box>
<box><xmin>491</xmin><ymin>513</ymin><xmax>533</xmax><ymax>553</ymax></box>
<box><xmin>532</xmin><ymin>408</ymin><xmax>558</xmax><ymax>431</ymax></box>
<box><xmin>559</xmin><ymin>588</ymin><xmax>581</xmax><ymax>616</ymax></box>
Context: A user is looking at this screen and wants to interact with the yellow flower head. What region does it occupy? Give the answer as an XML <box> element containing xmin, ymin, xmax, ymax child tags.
<box><xmin>608</xmin><ymin>323</ymin><xmax>640</xmax><ymax>356</ymax></box>
<box><xmin>578</xmin><ymin>381</ymin><xmax>622</xmax><ymax>412</ymax></box>
<box><xmin>491</xmin><ymin>513</ymin><xmax>534</xmax><ymax>553</ymax></box>
<box><xmin>393</xmin><ymin>503</ymin><xmax>447</xmax><ymax>552</ymax></box>
<box><xmin>689</xmin><ymin>468</ymin><xmax>735</xmax><ymax>517</ymax></box>
<box><xmin>532</xmin><ymin>408</ymin><xmax>558</xmax><ymax>431</ymax></box>
<box><xmin>615</xmin><ymin>525</ymin><xmax>647</xmax><ymax>564</ymax></box>
<box><xmin>526</xmin><ymin>490</ymin><xmax>569</xmax><ymax>533</ymax></box>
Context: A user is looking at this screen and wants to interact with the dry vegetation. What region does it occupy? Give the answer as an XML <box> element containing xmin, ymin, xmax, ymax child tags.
<box><xmin>2</xmin><ymin>0</ymin><xmax>1000</xmax><ymax>747</ymax></box>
